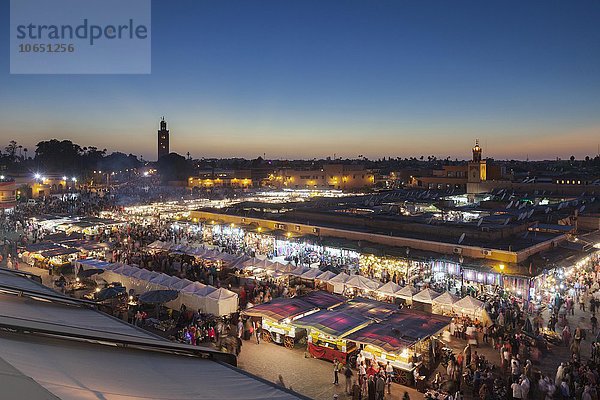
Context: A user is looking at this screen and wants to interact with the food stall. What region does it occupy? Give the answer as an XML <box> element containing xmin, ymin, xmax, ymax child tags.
<box><xmin>344</xmin><ymin>275</ymin><xmax>382</xmax><ymax>297</ymax></box>
<box><xmin>315</xmin><ymin>270</ymin><xmax>337</xmax><ymax>290</ymax></box>
<box><xmin>452</xmin><ymin>295</ymin><xmax>492</xmax><ymax>326</ymax></box>
<box><xmin>346</xmin><ymin>309</ymin><xmax>451</xmax><ymax>386</ymax></box>
<box><xmin>376</xmin><ymin>281</ymin><xmax>403</xmax><ymax>301</ymax></box>
<box><xmin>327</xmin><ymin>272</ymin><xmax>351</xmax><ymax>294</ymax></box>
<box><xmin>292</xmin><ymin>309</ymin><xmax>372</xmax><ymax>366</ymax></box>
<box><xmin>412</xmin><ymin>288</ymin><xmax>441</xmax><ymax>313</ymax></box>
<box><xmin>431</xmin><ymin>291</ymin><xmax>459</xmax><ymax>316</ymax></box>
<box><xmin>242</xmin><ymin>298</ymin><xmax>319</xmax><ymax>349</ymax></box>
<box><xmin>395</xmin><ymin>285</ymin><xmax>418</xmax><ymax>305</ymax></box>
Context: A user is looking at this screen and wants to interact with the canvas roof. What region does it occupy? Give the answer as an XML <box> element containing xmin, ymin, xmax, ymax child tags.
<box><xmin>432</xmin><ymin>291</ymin><xmax>459</xmax><ymax>305</ymax></box>
<box><xmin>346</xmin><ymin>309</ymin><xmax>451</xmax><ymax>352</ymax></box>
<box><xmin>453</xmin><ymin>295</ymin><xmax>485</xmax><ymax>311</ymax></box>
<box><xmin>412</xmin><ymin>288</ymin><xmax>442</xmax><ymax>304</ymax></box>
<box><xmin>377</xmin><ymin>281</ymin><xmax>402</xmax><ymax>295</ymax></box>
<box><xmin>243</xmin><ymin>298</ymin><xmax>317</xmax><ymax>322</ymax></box>
<box><xmin>300</xmin><ymin>291</ymin><xmax>346</xmax><ymax>309</ymax></box>
<box><xmin>345</xmin><ymin>275</ymin><xmax>382</xmax><ymax>291</ymax></box>
<box><xmin>292</xmin><ymin>309</ymin><xmax>371</xmax><ymax>338</ymax></box>
<box><xmin>332</xmin><ymin>297</ymin><xmax>397</xmax><ymax>321</ymax></box>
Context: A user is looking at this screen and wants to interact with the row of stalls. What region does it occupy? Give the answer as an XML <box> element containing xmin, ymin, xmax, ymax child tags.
<box><xmin>298</xmin><ymin>270</ymin><xmax>492</xmax><ymax>321</ymax></box>
<box><xmin>242</xmin><ymin>294</ymin><xmax>451</xmax><ymax>386</ymax></box>
<box><xmin>240</xmin><ymin>256</ymin><xmax>492</xmax><ymax>323</ymax></box>
<box><xmin>74</xmin><ymin>259</ymin><xmax>238</xmax><ymax>316</ymax></box>
<box><xmin>19</xmin><ymin>234</ymin><xmax>111</xmax><ymax>271</ymax></box>
<box><xmin>203</xmin><ymin>222</ymin><xmax>361</xmax><ymax>270</ymax></box>
<box><xmin>147</xmin><ymin>240</ymin><xmax>248</xmax><ymax>269</ymax></box>
<box><xmin>30</xmin><ymin>215</ymin><xmax>123</xmax><ymax>236</ymax></box>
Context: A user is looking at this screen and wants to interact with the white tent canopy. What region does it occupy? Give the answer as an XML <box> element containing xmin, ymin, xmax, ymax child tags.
<box><xmin>453</xmin><ymin>295</ymin><xmax>485</xmax><ymax>314</ymax></box>
<box><xmin>328</xmin><ymin>272</ymin><xmax>351</xmax><ymax>284</ymax></box>
<box><xmin>90</xmin><ymin>259</ymin><xmax>237</xmax><ymax>315</ymax></box>
<box><xmin>204</xmin><ymin>288</ymin><xmax>239</xmax><ymax>316</ymax></box>
<box><xmin>433</xmin><ymin>291</ymin><xmax>459</xmax><ymax>305</ymax></box>
<box><xmin>345</xmin><ymin>275</ymin><xmax>382</xmax><ymax>291</ymax></box>
<box><xmin>289</xmin><ymin>266</ymin><xmax>310</xmax><ymax>277</ymax></box>
<box><xmin>432</xmin><ymin>291</ymin><xmax>459</xmax><ymax>315</ymax></box>
<box><xmin>315</xmin><ymin>271</ymin><xmax>337</xmax><ymax>281</ymax></box>
<box><xmin>328</xmin><ymin>272</ymin><xmax>351</xmax><ymax>294</ymax></box>
<box><xmin>170</xmin><ymin>278</ymin><xmax>195</xmax><ymax>290</ymax></box>
<box><xmin>377</xmin><ymin>281</ymin><xmax>402</xmax><ymax>296</ymax></box>
<box><xmin>413</xmin><ymin>288</ymin><xmax>441</xmax><ymax>304</ymax></box>
<box><xmin>300</xmin><ymin>268</ymin><xmax>322</xmax><ymax>280</ymax></box>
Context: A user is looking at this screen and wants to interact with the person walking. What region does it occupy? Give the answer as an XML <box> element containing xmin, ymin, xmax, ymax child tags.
<box><xmin>253</xmin><ymin>320</ymin><xmax>260</xmax><ymax>344</ymax></box>
<box><xmin>333</xmin><ymin>359</ymin><xmax>340</xmax><ymax>385</ymax></box>
<box><xmin>385</xmin><ymin>362</ymin><xmax>393</xmax><ymax>394</ymax></box>
<box><xmin>367</xmin><ymin>376</ymin><xmax>376</xmax><ymax>400</ymax></box>
<box><xmin>511</xmin><ymin>379</ymin><xmax>523</xmax><ymax>400</ymax></box>
<box><xmin>375</xmin><ymin>373</ymin><xmax>385</xmax><ymax>400</ymax></box>
<box><xmin>344</xmin><ymin>364</ymin><xmax>354</xmax><ymax>394</ymax></box>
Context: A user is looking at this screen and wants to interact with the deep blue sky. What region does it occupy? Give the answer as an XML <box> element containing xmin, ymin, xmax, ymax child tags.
<box><xmin>1</xmin><ymin>0</ymin><xmax>600</xmax><ymax>160</ymax></box>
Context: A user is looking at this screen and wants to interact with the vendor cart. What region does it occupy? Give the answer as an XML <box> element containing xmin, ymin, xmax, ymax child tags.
<box><xmin>242</xmin><ymin>297</ymin><xmax>318</xmax><ymax>350</ymax></box>
<box><xmin>292</xmin><ymin>308</ymin><xmax>372</xmax><ymax>366</ymax></box>
<box><xmin>261</xmin><ymin>318</ymin><xmax>305</xmax><ymax>349</ymax></box>
<box><xmin>306</xmin><ymin>330</ymin><xmax>360</xmax><ymax>367</ymax></box>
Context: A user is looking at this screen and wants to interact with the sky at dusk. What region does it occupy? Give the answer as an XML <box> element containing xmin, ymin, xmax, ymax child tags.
<box><xmin>1</xmin><ymin>0</ymin><xmax>600</xmax><ymax>161</ymax></box>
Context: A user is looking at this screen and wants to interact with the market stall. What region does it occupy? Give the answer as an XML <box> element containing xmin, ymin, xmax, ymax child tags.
<box><xmin>327</xmin><ymin>272</ymin><xmax>351</xmax><ymax>294</ymax></box>
<box><xmin>431</xmin><ymin>291</ymin><xmax>459</xmax><ymax>316</ymax></box>
<box><xmin>204</xmin><ymin>288</ymin><xmax>239</xmax><ymax>316</ymax></box>
<box><xmin>242</xmin><ymin>297</ymin><xmax>319</xmax><ymax>349</ymax></box>
<box><xmin>81</xmin><ymin>261</ymin><xmax>235</xmax><ymax>315</ymax></box>
<box><xmin>345</xmin><ymin>275</ymin><xmax>382</xmax><ymax>296</ymax></box>
<box><xmin>452</xmin><ymin>295</ymin><xmax>487</xmax><ymax>321</ymax></box>
<box><xmin>346</xmin><ymin>309</ymin><xmax>451</xmax><ymax>385</ymax></box>
<box><xmin>395</xmin><ymin>285</ymin><xmax>418</xmax><ymax>305</ymax></box>
<box><xmin>377</xmin><ymin>281</ymin><xmax>402</xmax><ymax>297</ymax></box>
<box><xmin>412</xmin><ymin>288</ymin><xmax>441</xmax><ymax>312</ymax></box>
<box><xmin>73</xmin><ymin>259</ymin><xmax>113</xmax><ymax>275</ymax></box>
<box><xmin>129</xmin><ymin>268</ymin><xmax>160</xmax><ymax>293</ymax></box>
<box><xmin>292</xmin><ymin>309</ymin><xmax>372</xmax><ymax>365</ymax></box>
<box><xmin>315</xmin><ymin>270</ymin><xmax>337</xmax><ymax>290</ymax></box>
<box><xmin>300</xmin><ymin>268</ymin><xmax>323</xmax><ymax>280</ymax></box>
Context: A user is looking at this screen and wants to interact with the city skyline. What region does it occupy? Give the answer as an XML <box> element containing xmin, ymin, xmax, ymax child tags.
<box><xmin>2</xmin><ymin>0</ymin><xmax>600</xmax><ymax>161</ymax></box>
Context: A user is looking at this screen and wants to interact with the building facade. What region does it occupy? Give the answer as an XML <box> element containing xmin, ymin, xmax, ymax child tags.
<box><xmin>269</xmin><ymin>164</ymin><xmax>375</xmax><ymax>190</ymax></box>
<box><xmin>188</xmin><ymin>170</ymin><xmax>253</xmax><ymax>189</ymax></box>
<box><xmin>410</xmin><ymin>140</ymin><xmax>505</xmax><ymax>192</ymax></box>
<box><xmin>0</xmin><ymin>177</ymin><xmax>17</xmax><ymax>211</ymax></box>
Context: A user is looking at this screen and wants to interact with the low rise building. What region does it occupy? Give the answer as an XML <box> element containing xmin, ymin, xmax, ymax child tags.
<box><xmin>269</xmin><ymin>164</ymin><xmax>374</xmax><ymax>190</ymax></box>
<box><xmin>188</xmin><ymin>170</ymin><xmax>253</xmax><ymax>189</ymax></box>
<box><xmin>0</xmin><ymin>176</ymin><xmax>17</xmax><ymax>211</ymax></box>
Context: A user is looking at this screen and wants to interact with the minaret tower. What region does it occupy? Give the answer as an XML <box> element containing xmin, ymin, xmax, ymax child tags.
<box><xmin>468</xmin><ymin>139</ymin><xmax>486</xmax><ymax>183</ymax></box>
<box><xmin>157</xmin><ymin>117</ymin><xmax>169</xmax><ymax>160</ymax></box>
